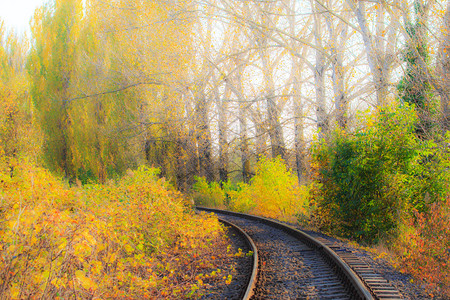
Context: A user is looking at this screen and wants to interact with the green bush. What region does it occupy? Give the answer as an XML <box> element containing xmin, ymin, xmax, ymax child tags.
<box><xmin>311</xmin><ymin>103</ymin><xmax>450</xmax><ymax>244</ymax></box>
<box><xmin>192</xmin><ymin>176</ymin><xmax>225</xmax><ymax>208</ymax></box>
<box><xmin>311</xmin><ymin>104</ymin><xmax>418</xmax><ymax>243</ymax></box>
<box><xmin>405</xmin><ymin>136</ymin><xmax>450</xmax><ymax>212</ymax></box>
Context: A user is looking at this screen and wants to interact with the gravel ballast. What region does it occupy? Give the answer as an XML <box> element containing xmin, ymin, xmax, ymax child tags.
<box><xmin>202</xmin><ymin>210</ymin><xmax>443</xmax><ymax>300</ymax></box>
<box><xmin>219</xmin><ymin>214</ymin><xmax>353</xmax><ymax>300</ymax></box>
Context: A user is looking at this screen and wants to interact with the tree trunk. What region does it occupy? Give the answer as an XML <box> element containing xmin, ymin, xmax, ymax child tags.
<box><xmin>324</xmin><ymin>5</ymin><xmax>348</xmax><ymax>129</ymax></box>
<box><xmin>266</xmin><ymin>87</ymin><xmax>286</xmax><ymax>159</ymax></box>
<box><xmin>288</xmin><ymin>0</ymin><xmax>306</xmax><ymax>182</ymax></box>
<box><xmin>253</xmin><ymin>105</ymin><xmax>267</xmax><ymax>162</ymax></box>
<box><xmin>217</xmin><ymin>78</ymin><xmax>229</xmax><ymax>183</ymax></box>
<box><xmin>195</xmin><ymin>87</ymin><xmax>214</xmax><ymax>182</ymax></box>
<box><xmin>348</xmin><ymin>0</ymin><xmax>392</xmax><ymax>106</ymax></box>
<box><xmin>175</xmin><ymin>137</ymin><xmax>189</xmax><ymax>192</ymax></box>
<box><xmin>261</xmin><ymin>51</ymin><xmax>286</xmax><ymax>159</ymax></box>
<box><xmin>311</xmin><ymin>0</ymin><xmax>329</xmax><ymax>138</ymax></box>
<box><xmin>293</xmin><ymin>75</ymin><xmax>305</xmax><ymax>183</ymax></box>
<box><xmin>185</xmin><ymin>95</ymin><xmax>199</xmax><ymax>188</ymax></box>
<box><xmin>234</xmin><ymin>62</ymin><xmax>251</xmax><ymax>183</ymax></box>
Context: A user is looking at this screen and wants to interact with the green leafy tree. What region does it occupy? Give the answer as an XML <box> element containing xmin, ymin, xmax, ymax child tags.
<box><xmin>398</xmin><ymin>0</ymin><xmax>434</xmax><ymax>139</ymax></box>
<box><xmin>28</xmin><ymin>0</ymin><xmax>84</xmax><ymax>179</ymax></box>
<box><xmin>311</xmin><ymin>104</ymin><xmax>419</xmax><ymax>243</ymax></box>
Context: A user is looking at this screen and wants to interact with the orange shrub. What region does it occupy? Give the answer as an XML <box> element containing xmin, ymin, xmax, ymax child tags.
<box><xmin>395</xmin><ymin>196</ymin><xmax>450</xmax><ymax>297</ymax></box>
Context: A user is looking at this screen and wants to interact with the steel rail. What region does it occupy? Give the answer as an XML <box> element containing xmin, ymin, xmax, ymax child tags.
<box><xmin>197</xmin><ymin>206</ymin><xmax>375</xmax><ymax>300</ymax></box>
<box><xmin>217</xmin><ymin>218</ymin><xmax>258</xmax><ymax>300</ymax></box>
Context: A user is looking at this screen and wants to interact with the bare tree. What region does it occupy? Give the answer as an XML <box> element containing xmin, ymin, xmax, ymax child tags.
<box><xmin>322</xmin><ymin>0</ymin><xmax>349</xmax><ymax>129</ymax></box>
<box><xmin>311</xmin><ymin>0</ymin><xmax>329</xmax><ymax>138</ymax></box>
<box><xmin>347</xmin><ymin>0</ymin><xmax>399</xmax><ymax>106</ymax></box>
<box><xmin>438</xmin><ymin>1</ymin><xmax>450</xmax><ymax>132</ymax></box>
<box><xmin>242</xmin><ymin>1</ymin><xmax>286</xmax><ymax>159</ymax></box>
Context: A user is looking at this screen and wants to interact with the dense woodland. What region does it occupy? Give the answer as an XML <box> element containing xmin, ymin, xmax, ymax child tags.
<box><xmin>1</xmin><ymin>0</ymin><xmax>449</xmax><ymax>298</ymax></box>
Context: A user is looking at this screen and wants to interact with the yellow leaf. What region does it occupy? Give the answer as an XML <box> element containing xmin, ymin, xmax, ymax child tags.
<box><xmin>51</xmin><ymin>278</ymin><xmax>66</xmax><ymax>289</ymax></box>
<box><xmin>97</xmin><ymin>243</ymin><xmax>106</xmax><ymax>253</ymax></box>
<box><xmin>83</xmin><ymin>231</ymin><xmax>96</xmax><ymax>246</ymax></box>
<box><xmin>108</xmin><ymin>252</ymin><xmax>116</xmax><ymax>263</ymax></box>
<box><xmin>41</xmin><ymin>270</ymin><xmax>50</xmax><ymax>282</ymax></box>
<box><xmin>58</xmin><ymin>238</ymin><xmax>67</xmax><ymax>250</ymax></box>
<box><xmin>92</xmin><ymin>261</ymin><xmax>102</xmax><ymax>275</ymax></box>
<box><xmin>74</xmin><ymin>242</ymin><xmax>90</xmax><ymax>261</ymax></box>
<box><xmin>10</xmin><ymin>284</ymin><xmax>20</xmax><ymax>298</ymax></box>
<box><xmin>75</xmin><ymin>270</ymin><xmax>98</xmax><ymax>291</ymax></box>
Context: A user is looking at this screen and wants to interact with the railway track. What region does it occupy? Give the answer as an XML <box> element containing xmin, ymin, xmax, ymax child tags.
<box><xmin>218</xmin><ymin>218</ymin><xmax>258</xmax><ymax>299</ymax></box>
<box><xmin>197</xmin><ymin>207</ymin><xmax>403</xmax><ymax>300</ymax></box>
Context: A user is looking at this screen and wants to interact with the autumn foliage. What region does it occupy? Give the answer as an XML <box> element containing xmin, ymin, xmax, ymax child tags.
<box><xmin>394</xmin><ymin>196</ymin><xmax>450</xmax><ymax>297</ymax></box>
<box><xmin>1</xmin><ymin>0</ymin><xmax>450</xmax><ymax>296</ymax></box>
<box><xmin>194</xmin><ymin>156</ymin><xmax>310</xmax><ymax>222</ymax></box>
<box><xmin>0</xmin><ymin>164</ymin><xmax>228</xmax><ymax>299</ymax></box>
<box><xmin>192</xmin><ymin>177</ymin><xmax>226</xmax><ymax>209</ymax></box>
<box><xmin>310</xmin><ymin>103</ymin><xmax>450</xmax><ymax>294</ymax></box>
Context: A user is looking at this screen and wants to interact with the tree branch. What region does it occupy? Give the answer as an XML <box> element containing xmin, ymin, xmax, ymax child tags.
<box><xmin>65</xmin><ymin>81</ymin><xmax>165</xmax><ymax>103</ymax></box>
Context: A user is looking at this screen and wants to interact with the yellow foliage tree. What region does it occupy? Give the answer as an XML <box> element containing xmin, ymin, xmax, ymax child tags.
<box><xmin>0</xmin><ymin>21</ymin><xmax>36</xmax><ymax>175</ymax></box>
<box><xmin>28</xmin><ymin>0</ymin><xmax>194</xmax><ymax>183</ymax></box>
<box><xmin>28</xmin><ymin>0</ymin><xmax>84</xmax><ymax>179</ymax></box>
<box><xmin>227</xmin><ymin>157</ymin><xmax>309</xmax><ymax>221</ymax></box>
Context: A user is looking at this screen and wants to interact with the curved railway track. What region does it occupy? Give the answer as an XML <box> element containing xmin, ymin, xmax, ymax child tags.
<box><xmin>198</xmin><ymin>207</ymin><xmax>403</xmax><ymax>300</ymax></box>
<box><xmin>217</xmin><ymin>218</ymin><xmax>258</xmax><ymax>299</ymax></box>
